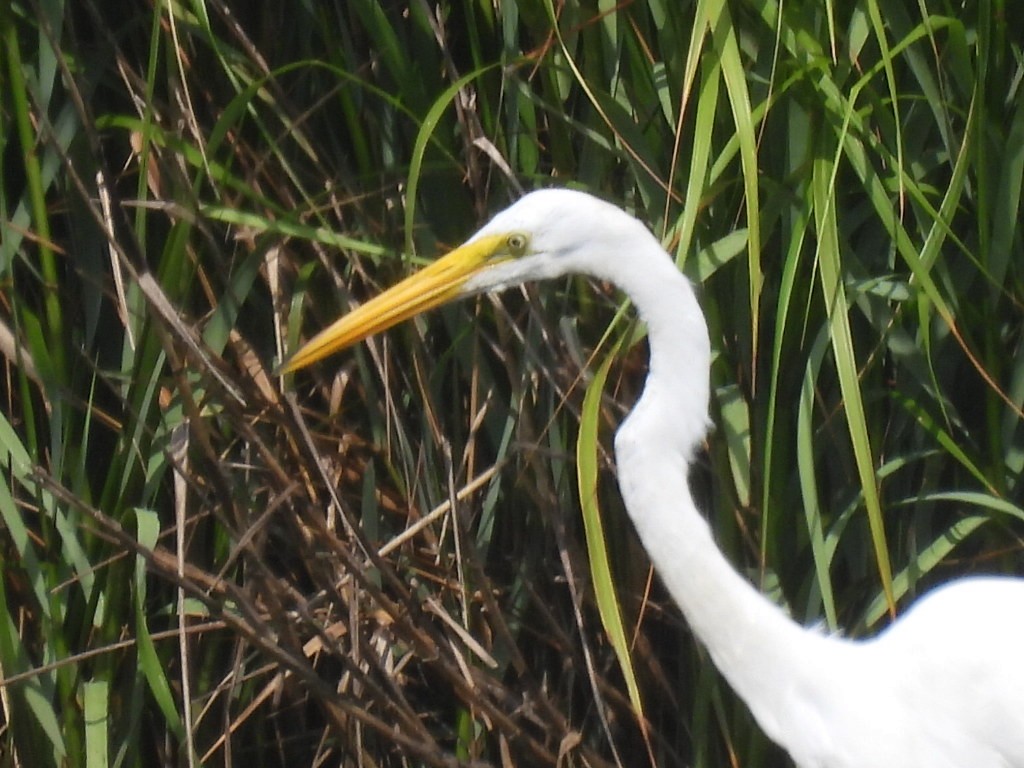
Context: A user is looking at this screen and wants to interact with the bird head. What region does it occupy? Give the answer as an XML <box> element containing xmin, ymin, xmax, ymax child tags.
<box><xmin>278</xmin><ymin>189</ymin><xmax>656</xmax><ymax>374</ymax></box>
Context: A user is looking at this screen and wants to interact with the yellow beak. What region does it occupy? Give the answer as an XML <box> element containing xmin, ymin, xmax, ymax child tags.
<box><xmin>279</xmin><ymin>233</ymin><xmax>508</xmax><ymax>374</ymax></box>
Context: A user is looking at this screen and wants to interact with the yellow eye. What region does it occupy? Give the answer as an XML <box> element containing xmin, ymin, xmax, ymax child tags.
<box><xmin>506</xmin><ymin>233</ymin><xmax>528</xmax><ymax>255</ymax></box>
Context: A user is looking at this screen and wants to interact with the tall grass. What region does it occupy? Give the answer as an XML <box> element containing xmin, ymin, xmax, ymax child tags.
<box><xmin>1</xmin><ymin>0</ymin><xmax>1021</xmax><ymax>766</ymax></box>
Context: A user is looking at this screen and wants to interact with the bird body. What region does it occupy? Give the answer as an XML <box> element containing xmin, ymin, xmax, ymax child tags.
<box><xmin>283</xmin><ymin>189</ymin><xmax>1024</xmax><ymax>767</ymax></box>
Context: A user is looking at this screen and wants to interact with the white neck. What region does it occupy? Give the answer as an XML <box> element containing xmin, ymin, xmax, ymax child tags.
<box><xmin>608</xmin><ymin>248</ymin><xmax>841</xmax><ymax>740</ymax></box>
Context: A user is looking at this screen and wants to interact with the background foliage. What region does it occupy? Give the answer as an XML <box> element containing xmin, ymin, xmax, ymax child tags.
<box><xmin>1</xmin><ymin>0</ymin><xmax>1022</xmax><ymax>766</ymax></box>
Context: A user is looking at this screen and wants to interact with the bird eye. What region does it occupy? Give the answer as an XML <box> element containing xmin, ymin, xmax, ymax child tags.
<box><xmin>506</xmin><ymin>233</ymin><xmax>528</xmax><ymax>255</ymax></box>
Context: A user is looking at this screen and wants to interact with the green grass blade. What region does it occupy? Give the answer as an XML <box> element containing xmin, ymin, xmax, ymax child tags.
<box><xmin>797</xmin><ymin>332</ymin><xmax>839</xmax><ymax>630</ymax></box>
<box><xmin>812</xmin><ymin>151</ymin><xmax>895</xmax><ymax>612</ymax></box>
<box><xmin>131</xmin><ymin>508</ymin><xmax>184</xmax><ymax>740</ymax></box>
<box><xmin>576</xmin><ymin>343</ymin><xmax>645</xmax><ymax>720</ymax></box>
<box><xmin>83</xmin><ymin>679</ymin><xmax>109</xmax><ymax>768</ymax></box>
<box><xmin>709</xmin><ymin>0</ymin><xmax>762</xmax><ymax>358</ymax></box>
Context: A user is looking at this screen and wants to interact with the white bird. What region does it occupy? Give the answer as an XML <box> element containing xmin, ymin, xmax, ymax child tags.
<box><xmin>281</xmin><ymin>189</ymin><xmax>1024</xmax><ymax>768</ymax></box>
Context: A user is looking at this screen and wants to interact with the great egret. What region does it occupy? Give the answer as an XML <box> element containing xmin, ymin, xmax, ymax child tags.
<box><xmin>282</xmin><ymin>189</ymin><xmax>1024</xmax><ymax>767</ymax></box>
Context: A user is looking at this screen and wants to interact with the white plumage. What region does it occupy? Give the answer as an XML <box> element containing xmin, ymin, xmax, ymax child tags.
<box><xmin>283</xmin><ymin>189</ymin><xmax>1024</xmax><ymax>767</ymax></box>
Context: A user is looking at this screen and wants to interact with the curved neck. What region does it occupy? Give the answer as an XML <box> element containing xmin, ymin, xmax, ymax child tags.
<box><xmin>609</xmin><ymin>251</ymin><xmax>838</xmax><ymax>737</ymax></box>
